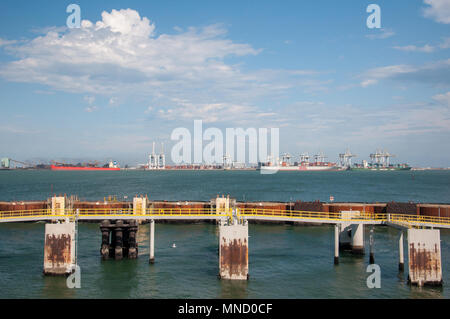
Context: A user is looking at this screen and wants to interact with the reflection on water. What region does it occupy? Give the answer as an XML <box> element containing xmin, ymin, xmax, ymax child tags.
<box><xmin>220</xmin><ymin>280</ymin><xmax>249</xmax><ymax>299</ymax></box>
<box><xmin>42</xmin><ymin>275</ymin><xmax>77</xmax><ymax>299</ymax></box>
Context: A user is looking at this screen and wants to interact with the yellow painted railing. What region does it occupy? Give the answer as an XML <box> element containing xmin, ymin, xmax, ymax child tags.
<box><xmin>237</xmin><ymin>208</ymin><xmax>387</xmax><ymax>222</ymax></box>
<box><xmin>0</xmin><ymin>208</ymin><xmax>449</xmax><ymax>227</ymax></box>
<box><xmin>389</xmin><ymin>213</ymin><xmax>450</xmax><ymax>227</ymax></box>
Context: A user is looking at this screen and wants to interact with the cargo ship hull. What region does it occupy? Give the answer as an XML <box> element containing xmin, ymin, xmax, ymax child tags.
<box><xmin>258</xmin><ymin>165</ymin><xmax>339</xmax><ymax>172</ymax></box>
<box><xmin>350</xmin><ymin>167</ymin><xmax>411</xmax><ymax>171</ymax></box>
<box><xmin>50</xmin><ymin>165</ymin><xmax>120</xmax><ymax>171</ymax></box>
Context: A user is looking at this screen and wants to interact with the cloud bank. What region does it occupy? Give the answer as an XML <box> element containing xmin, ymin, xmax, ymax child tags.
<box><xmin>423</xmin><ymin>0</ymin><xmax>450</xmax><ymax>24</ymax></box>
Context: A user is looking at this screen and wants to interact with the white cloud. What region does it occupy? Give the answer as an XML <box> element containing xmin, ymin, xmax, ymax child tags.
<box><xmin>144</xmin><ymin>106</ymin><xmax>154</xmax><ymax>114</ymax></box>
<box><xmin>365</xmin><ymin>28</ymin><xmax>395</xmax><ymax>40</ymax></box>
<box><xmin>109</xmin><ymin>97</ymin><xmax>118</xmax><ymax>105</ymax></box>
<box><xmin>0</xmin><ymin>8</ymin><xmax>329</xmax><ymax>124</ymax></box>
<box><xmin>0</xmin><ymin>38</ymin><xmax>17</xmax><ymax>47</ymax></box>
<box><xmin>281</xmin><ymin>99</ymin><xmax>450</xmax><ymax>140</ymax></box>
<box><xmin>0</xmin><ymin>9</ymin><xmax>260</xmax><ymax>95</ymax></box>
<box><xmin>432</xmin><ymin>91</ymin><xmax>450</xmax><ymax>107</ymax></box>
<box><xmin>392</xmin><ymin>37</ymin><xmax>450</xmax><ymax>53</ymax></box>
<box><xmin>85</xmin><ymin>106</ymin><xmax>98</xmax><ymax>113</ymax></box>
<box><xmin>361</xmin><ymin>79</ymin><xmax>378</xmax><ymax>87</ymax></box>
<box><xmin>155</xmin><ymin>98</ymin><xmax>263</xmax><ymax>124</ymax></box>
<box><xmin>393</xmin><ymin>44</ymin><xmax>435</xmax><ymax>53</ymax></box>
<box><xmin>360</xmin><ymin>59</ymin><xmax>450</xmax><ymax>87</ymax></box>
<box><xmin>84</xmin><ymin>96</ymin><xmax>95</xmax><ymax>105</ymax></box>
<box><xmin>423</xmin><ymin>0</ymin><xmax>450</xmax><ymax>24</ymax></box>
<box><xmin>439</xmin><ymin>37</ymin><xmax>450</xmax><ymax>49</ymax></box>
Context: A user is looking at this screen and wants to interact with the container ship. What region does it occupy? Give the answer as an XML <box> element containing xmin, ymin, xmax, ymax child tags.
<box><xmin>50</xmin><ymin>160</ymin><xmax>120</xmax><ymax>171</ymax></box>
<box><xmin>339</xmin><ymin>149</ymin><xmax>411</xmax><ymax>171</ymax></box>
<box><xmin>258</xmin><ymin>152</ymin><xmax>339</xmax><ymax>172</ymax></box>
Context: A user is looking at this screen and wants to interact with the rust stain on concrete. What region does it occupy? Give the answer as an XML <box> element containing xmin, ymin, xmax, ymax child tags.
<box><xmin>44</xmin><ymin>234</ymin><xmax>71</xmax><ymax>271</ymax></box>
<box><xmin>220</xmin><ymin>237</ymin><xmax>248</xmax><ymax>279</ymax></box>
<box><xmin>409</xmin><ymin>241</ymin><xmax>442</xmax><ymax>286</ymax></box>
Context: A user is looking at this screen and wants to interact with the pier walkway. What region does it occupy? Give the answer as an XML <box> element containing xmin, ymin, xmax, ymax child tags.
<box><xmin>1</xmin><ymin>207</ymin><xmax>450</xmax><ymax>229</ymax></box>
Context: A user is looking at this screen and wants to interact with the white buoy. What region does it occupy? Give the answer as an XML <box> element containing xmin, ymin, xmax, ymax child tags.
<box><xmin>172</xmin><ymin>243</ymin><xmax>176</xmax><ymax>248</ymax></box>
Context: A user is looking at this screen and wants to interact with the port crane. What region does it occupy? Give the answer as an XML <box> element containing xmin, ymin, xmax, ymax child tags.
<box><xmin>370</xmin><ymin>149</ymin><xmax>395</xmax><ymax>167</ymax></box>
<box><xmin>314</xmin><ymin>151</ymin><xmax>327</xmax><ymax>164</ymax></box>
<box><xmin>223</xmin><ymin>154</ymin><xmax>232</xmax><ymax>169</ymax></box>
<box><xmin>299</xmin><ymin>153</ymin><xmax>310</xmax><ymax>164</ymax></box>
<box><xmin>148</xmin><ymin>142</ymin><xmax>166</xmax><ymax>169</ymax></box>
<box><xmin>339</xmin><ymin>149</ymin><xmax>357</xmax><ymax>168</ymax></box>
<box><xmin>281</xmin><ymin>153</ymin><xmax>292</xmax><ymax>165</ymax></box>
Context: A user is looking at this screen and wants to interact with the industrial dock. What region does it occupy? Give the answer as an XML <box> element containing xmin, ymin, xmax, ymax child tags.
<box><xmin>0</xmin><ymin>195</ymin><xmax>448</xmax><ymax>287</ymax></box>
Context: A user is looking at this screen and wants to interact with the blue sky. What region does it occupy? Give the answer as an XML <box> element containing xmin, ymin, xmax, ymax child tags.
<box><xmin>0</xmin><ymin>0</ymin><xmax>449</xmax><ymax>166</ymax></box>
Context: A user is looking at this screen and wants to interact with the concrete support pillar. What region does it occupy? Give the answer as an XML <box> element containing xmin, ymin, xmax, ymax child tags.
<box><xmin>100</xmin><ymin>220</ymin><xmax>110</xmax><ymax>260</ymax></box>
<box><xmin>334</xmin><ymin>224</ymin><xmax>339</xmax><ymax>265</ymax></box>
<box><xmin>407</xmin><ymin>229</ymin><xmax>442</xmax><ymax>286</ymax></box>
<box><xmin>338</xmin><ymin>222</ymin><xmax>352</xmax><ymax>250</ymax></box>
<box><xmin>128</xmin><ymin>220</ymin><xmax>138</xmax><ymax>259</ymax></box>
<box><xmin>399</xmin><ymin>231</ymin><xmax>404</xmax><ymax>272</ymax></box>
<box><xmin>351</xmin><ymin>224</ymin><xmax>364</xmax><ymax>255</ymax></box>
<box><xmin>369</xmin><ymin>227</ymin><xmax>375</xmax><ymax>264</ymax></box>
<box><xmin>149</xmin><ymin>219</ymin><xmax>155</xmax><ymax>264</ymax></box>
<box><xmin>43</xmin><ymin>222</ymin><xmax>76</xmax><ymax>275</ymax></box>
<box><xmin>219</xmin><ymin>220</ymin><xmax>249</xmax><ymax>280</ymax></box>
<box><xmin>114</xmin><ymin>220</ymin><xmax>123</xmax><ymax>260</ymax></box>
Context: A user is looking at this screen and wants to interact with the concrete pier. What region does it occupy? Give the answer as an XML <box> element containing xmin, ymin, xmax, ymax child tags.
<box><xmin>369</xmin><ymin>227</ymin><xmax>375</xmax><ymax>264</ymax></box>
<box><xmin>407</xmin><ymin>228</ymin><xmax>442</xmax><ymax>286</ymax></box>
<box><xmin>334</xmin><ymin>224</ymin><xmax>339</xmax><ymax>265</ymax></box>
<box><xmin>338</xmin><ymin>222</ymin><xmax>352</xmax><ymax>250</ymax></box>
<box><xmin>219</xmin><ymin>219</ymin><xmax>249</xmax><ymax>280</ymax></box>
<box><xmin>351</xmin><ymin>224</ymin><xmax>364</xmax><ymax>255</ymax></box>
<box><xmin>399</xmin><ymin>231</ymin><xmax>404</xmax><ymax>272</ymax></box>
<box><xmin>43</xmin><ymin>222</ymin><xmax>76</xmax><ymax>275</ymax></box>
<box><xmin>149</xmin><ymin>219</ymin><xmax>155</xmax><ymax>264</ymax></box>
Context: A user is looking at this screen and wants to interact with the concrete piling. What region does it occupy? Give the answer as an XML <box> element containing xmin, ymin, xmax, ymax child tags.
<box><xmin>399</xmin><ymin>231</ymin><xmax>404</xmax><ymax>272</ymax></box>
<box><xmin>149</xmin><ymin>219</ymin><xmax>155</xmax><ymax>264</ymax></box>
<box><xmin>100</xmin><ymin>220</ymin><xmax>111</xmax><ymax>259</ymax></box>
<box><xmin>338</xmin><ymin>222</ymin><xmax>352</xmax><ymax>250</ymax></box>
<box><xmin>114</xmin><ymin>220</ymin><xmax>124</xmax><ymax>260</ymax></box>
<box><xmin>334</xmin><ymin>224</ymin><xmax>339</xmax><ymax>265</ymax></box>
<box><xmin>407</xmin><ymin>228</ymin><xmax>442</xmax><ymax>286</ymax></box>
<box><xmin>219</xmin><ymin>219</ymin><xmax>249</xmax><ymax>280</ymax></box>
<box><xmin>369</xmin><ymin>227</ymin><xmax>375</xmax><ymax>264</ymax></box>
<box><xmin>128</xmin><ymin>220</ymin><xmax>138</xmax><ymax>259</ymax></box>
<box><xmin>351</xmin><ymin>224</ymin><xmax>364</xmax><ymax>255</ymax></box>
<box><xmin>43</xmin><ymin>222</ymin><xmax>76</xmax><ymax>275</ymax></box>
<box><xmin>99</xmin><ymin>219</ymin><xmax>139</xmax><ymax>260</ymax></box>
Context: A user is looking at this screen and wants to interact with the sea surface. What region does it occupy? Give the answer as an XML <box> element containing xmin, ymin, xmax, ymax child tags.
<box><xmin>0</xmin><ymin>170</ymin><xmax>449</xmax><ymax>299</ymax></box>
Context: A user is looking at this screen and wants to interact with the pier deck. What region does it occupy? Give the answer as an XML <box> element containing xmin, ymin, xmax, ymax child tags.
<box><xmin>1</xmin><ymin>207</ymin><xmax>449</xmax><ymax>229</ymax></box>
